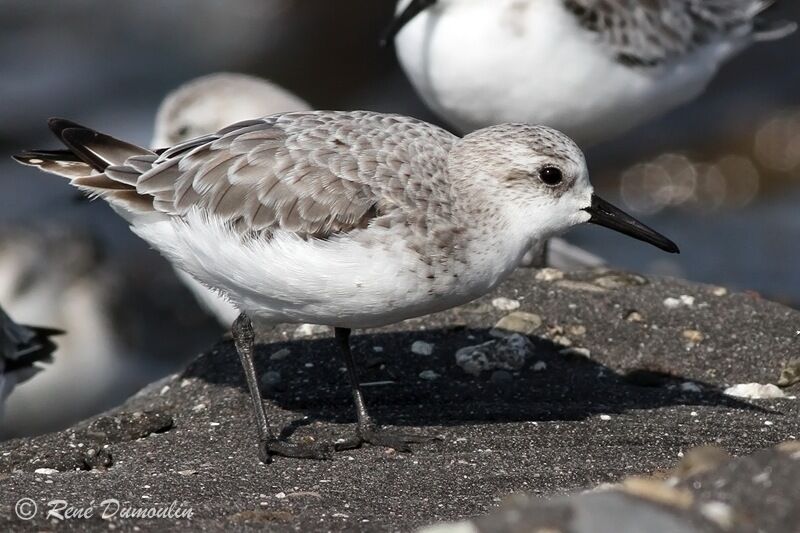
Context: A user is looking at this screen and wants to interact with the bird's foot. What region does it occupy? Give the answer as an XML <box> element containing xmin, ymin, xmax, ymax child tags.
<box><xmin>258</xmin><ymin>438</ymin><xmax>333</xmax><ymax>464</ymax></box>
<box><xmin>334</xmin><ymin>424</ymin><xmax>438</xmax><ymax>453</ymax></box>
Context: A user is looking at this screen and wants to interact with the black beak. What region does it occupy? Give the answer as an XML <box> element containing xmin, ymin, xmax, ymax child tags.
<box><xmin>584</xmin><ymin>195</ymin><xmax>679</xmax><ymax>254</ymax></box>
<box><xmin>380</xmin><ymin>0</ymin><xmax>437</xmax><ymax>47</ymax></box>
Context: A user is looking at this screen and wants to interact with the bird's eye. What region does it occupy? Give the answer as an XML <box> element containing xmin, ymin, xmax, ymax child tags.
<box><xmin>176</xmin><ymin>126</ymin><xmax>190</xmax><ymax>138</ymax></box>
<box><xmin>538</xmin><ymin>166</ymin><xmax>563</xmax><ymax>186</ymax></box>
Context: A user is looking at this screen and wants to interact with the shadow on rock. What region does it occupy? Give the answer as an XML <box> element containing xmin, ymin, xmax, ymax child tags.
<box><xmin>183</xmin><ymin>327</ymin><xmax>765</xmax><ymax>429</ymax></box>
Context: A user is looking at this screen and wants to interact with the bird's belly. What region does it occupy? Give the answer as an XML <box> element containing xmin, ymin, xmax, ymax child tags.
<box><xmin>132</xmin><ymin>214</ymin><xmax>498</xmax><ymax>329</ymax></box>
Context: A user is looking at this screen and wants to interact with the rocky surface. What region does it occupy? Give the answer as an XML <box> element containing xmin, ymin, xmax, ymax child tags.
<box><xmin>0</xmin><ymin>267</ymin><xmax>798</xmax><ymax>531</ymax></box>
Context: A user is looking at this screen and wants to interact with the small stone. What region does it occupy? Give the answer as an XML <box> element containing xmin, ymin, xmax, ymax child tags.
<box><xmin>372</xmin><ymin>346</ymin><xmax>384</xmax><ymax>353</ymax></box>
<box><xmin>455</xmin><ymin>334</ymin><xmax>533</xmax><ymax>376</ymax></box>
<box><xmin>293</xmin><ymin>324</ymin><xmax>329</xmax><ymax>338</ymax></box>
<box><xmin>192</xmin><ymin>403</ymin><xmax>206</xmax><ymax>412</ymax></box>
<box><xmin>177</xmin><ymin>470</ymin><xmax>197</xmax><ymax>476</ymax></box>
<box><xmin>535</xmin><ymin>268</ymin><xmax>564</xmax><ymax>281</ymax></box>
<box><xmin>275</xmin><ymin>492</ymin><xmax>287</xmax><ymax>499</ymax></box>
<box><xmin>411</xmin><ymin>340</ymin><xmax>435</xmax><ymax>356</ymax></box>
<box><xmin>599</xmin><ymin>414</ymin><xmax>611</xmax><ymax>421</ymax></box>
<box><xmin>559</xmin><ymin>347</ymin><xmax>591</xmax><ymax>358</ymax></box>
<box><xmin>270</xmin><ymin>348</ymin><xmax>291</xmax><ymax>361</ymax></box>
<box><xmin>567</xmin><ymin>325</ymin><xmax>586</xmax><ymax>337</ymax></box>
<box><xmin>625</xmin><ymin>311</ymin><xmax>644</xmax><ymax>322</ymax></box>
<box><xmin>724</xmin><ymin>383</ymin><xmax>786</xmax><ymax>399</ymax></box>
<box><xmin>682</xmin><ymin>329</ymin><xmax>705</xmax><ymax>344</ymax></box>
<box><xmin>664</xmin><ymin>295</ymin><xmax>695</xmax><ymax>308</ymax></box>
<box><xmin>556</xmin><ymin>280</ymin><xmax>608</xmax><ymax>293</ymax></box>
<box><xmin>673</xmin><ymin>446</ymin><xmax>730</xmax><ymax>478</ymax></box>
<box><xmin>621</xmin><ymin>477</ymin><xmax>693</xmax><ymax>509</ymax></box>
<box><xmin>553</xmin><ymin>335</ymin><xmax>573</xmax><ymax>347</ymax></box>
<box><xmin>711</xmin><ymin>287</ymin><xmax>728</xmax><ymax>296</ymax></box>
<box><xmin>34</xmin><ymin>468</ymin><xmax>59</xmax><ymax>475</ymax></box>
<box><xmin>261</xmin><ymin>371</ymin><xmax>282</xmax><ymax>389</ymax></box>
<box><xmin>592</xmin><ymin>273</ymin><xmax>647</xmax><ymax>289</ymax></box>
<box><xmin>680</xmin><ymin>382</ymin><xmax>702</xmax><ymax>393</ymax></box>
<box><xmin>419</xmin><ymin>370</ymin><xmax>440</xmax><ymax>381</ymax></box>
<box><xmin>160</xmin><ymin>385</ymin><xmax>170</xmax><ymax>395</ymax></box>
<box><xmin>777</xmin><ymin>357</ymin><xmax>800</xmax><ymax>388</ymax></box>
<box><xmin>490</xmin><ymin>312</ymin><xmax>542</xmax><ymax>337</ymax></box>
<box><xmin>532</xmin><ymin>361</ymin><xmax>547</xmax><ymax>372</ymax></box>
<box><xmin>491</xmin><ymin>297</ymin><xmax>520</xmax><ymax>311</ymax></box>
<box><xmin>490</xmin><ymin>370</ymin><xmax>513</xmax><ymax>386</ymax></box>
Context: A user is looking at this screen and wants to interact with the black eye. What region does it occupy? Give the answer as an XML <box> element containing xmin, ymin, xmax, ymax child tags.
<box><xmin>176</xmin><ymin>126</ymin><xmax>190</xmax><ymax>138</ymax></box>
<box><xmin>539</xmin><ymin>166</ymin><xmax>563</xmax><ymax>186</ymax></box>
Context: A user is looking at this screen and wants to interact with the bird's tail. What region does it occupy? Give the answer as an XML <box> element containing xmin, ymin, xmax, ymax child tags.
<box><xmin>749</xmin><ymin>0</ymin><xmax>797</xmax><ymax>41</ymax></box>
<box><xmin>13</xmin><ymin>118</ymin><xmax>159</xmax><ymax>214</ymax></box>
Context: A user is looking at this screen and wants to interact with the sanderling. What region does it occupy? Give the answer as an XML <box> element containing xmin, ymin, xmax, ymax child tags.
<box><xmin>152</xmin><ymin>73</ymin><xmax>311</xmax><ymax>325</ymax></box>
<box><xmin>1</xmin><ymin>304</ymin><xmax>60</xmax><ymax>414</ymax></box>
<box><xmin>16</xmin><ymin>111</ymin><xmax>677</xmax><ymax>461</ymax></box>
<box><xmin>386</xmin><ymin>0</ymin><xmax>796</xmax><ymax>144</ymax></box>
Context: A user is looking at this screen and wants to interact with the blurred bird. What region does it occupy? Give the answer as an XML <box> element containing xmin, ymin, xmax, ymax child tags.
<box><xmin>153</xmin><ymin>73</ymin><xmax>312</xmax><ymax>325</ymax></box>
<box><xmin>386</xmin><ymin>0</ymin><xmax>797</xmax><ymax>144</ymax></box>
<box><xmin>1</xmin><ymin>305</ymin><xmax>59</xmax><ymax>416</ymax></box>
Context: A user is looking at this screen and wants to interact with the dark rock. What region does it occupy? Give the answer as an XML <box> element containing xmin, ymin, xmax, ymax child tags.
<box><xmin>0</xmin><ymin>268</ymin><xmax>798</xmax><ymax>531</ymax></box>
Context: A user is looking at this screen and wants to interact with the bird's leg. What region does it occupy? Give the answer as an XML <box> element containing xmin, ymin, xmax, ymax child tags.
<box><xmin>333</xmin><ymin>327</ymin><xmax>437</xmax><ymax>452</ymax></box>
<box><xmin>232</xmin><ymin>313</ymin><xmax>331</xmax><ymax>463</ymax></box>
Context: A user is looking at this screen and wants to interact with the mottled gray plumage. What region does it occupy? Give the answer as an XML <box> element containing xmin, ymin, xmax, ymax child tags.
<box><xmin>563</xmin><ymin>0</ymin><xmax>795</xmax><ymax>67</ymax></box>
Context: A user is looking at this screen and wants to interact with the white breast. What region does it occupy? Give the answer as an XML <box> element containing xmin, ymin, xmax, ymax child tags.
<box><xmin>395</xmin><ymin>0</ymin><xmax>737</xmax><ymax>144</ymax></box>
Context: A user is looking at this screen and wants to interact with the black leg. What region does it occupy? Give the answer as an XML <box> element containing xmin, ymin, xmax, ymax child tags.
<box><xmin>232</xmin><ymin>313</ymin><xmax>331</xmax><ymax>463</ymax></box>
<box><xmin>334</xmin><ymin>327</ymin><xmax>437</xmax><ymax>452</ymax></box>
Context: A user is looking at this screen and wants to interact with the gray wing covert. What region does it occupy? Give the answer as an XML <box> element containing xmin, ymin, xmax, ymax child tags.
<box><xmin>133</xmin><ymin>111</ymin><xmax>456</xmax><ymax>237</ymax></box>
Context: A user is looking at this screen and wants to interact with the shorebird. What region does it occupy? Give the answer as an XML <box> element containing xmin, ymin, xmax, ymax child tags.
<box><xmin>1</xmin><ymin>305</ymin><xmax>60</xmax><ymax>415</ymax></box>
<box><xmin>153</xmin><ymin>73</ymin><xmax>311</xmax><ymax>325</ymax></box>
<box><xmin>16</xmin><ymin>111</ymin><xmax>678</xmax><ymax>461</ymax></box>
<box><xmin>385</xmin><ymin>0</ymin><xmax>796</xmax><ymax>144</ymax></box>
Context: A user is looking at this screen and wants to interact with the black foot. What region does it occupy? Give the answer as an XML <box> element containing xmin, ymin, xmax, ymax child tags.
<box><xmin>334</xmin><ymin>425</ymin><xmax>439</xmax><ymax>453</ymax></box>
<box><xmin>258</xmin><ymin>438</ymin><xmax>333</xmax><ymax>464</ymax></box>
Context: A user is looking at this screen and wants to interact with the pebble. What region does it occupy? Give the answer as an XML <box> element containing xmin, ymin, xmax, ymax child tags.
<box><xmin>532</xmin><ymin>361</ymin><xmax>547</xmax><ymax>372</ymax></box>
<box><xmin>192</xmin><ymin>403</ymin><xmax>207</xmax><ymax>412</ymax></box>
<box><xmin>455</xmin><ymin>334</ymin><xmax>533</xmax><ymax>376</ymax></box>
<box><xmin>777</xmin><ymin>357</ymin><xmax>800</xmax><ymax>388</ymax></box>
<box><xmin>567</xmin><ymin>325</ymin><xmax>586</xmax><ymax>337</ymax></box>
<box><xmin>599</xmin><ymin>414</ymin><xmax>611</xmax><ymax>421</ymax></box>
<box><xmin>556</xmin><ymin>280</ymin><xmax>608</xmax><ymax>293</ymax></box>
<box><xmin>559</xmin><ymin>347</ymin><xmax>590</xmax><ymax>358</ymax></box>
<box><xmin>261</xmin><ymin>371</ymin><xmax>282</xmax><ymax>389</ymax></box>
<box><xmin>592</xmin><ymin>273</ymin><xmax>647</xmax><ymax>289</ymax></box>
<box><xmin>680</xmin><ymin>382</ymin><xmax>702</xmax><ymax>393</ymax></box>
<box><xmin>419</xmin><ymin>370</ymin><xmax>440</xmax><ymax>381</ymax></box>
<box><xmin>625</xmin><ymin>311</ymin><xmax>644</xmax><ymax>322</ymax></box>
<box><xmin>177</xmin><ymin>470</ymin><xmax>197</xmax><ymax>476</ymax></box>
<box><xmin>270</xmin><ymin>348</ymin><xmax>291</xmax><ymax>361</ymax></box>
<box><xmin>293</xmin><ymin>323</ymin><xmax>329</xmax><ymax>338</ymax></box>
<box><xmin>490</xmin><ymin>370</ymin><xmax>513</xmax><ymax>386</ymax></box>
<box><xmin>34</xmin><ymin>468</ymin><xmax>59</xmax><ymax>475</ymax></box>
<box><xmin>534</xmin><ymin>268</ymin><xmax>564</xmax><ymax>281</ymax></box>
<box><xmin>490</xmin><ymin>312</ymin><xmax>542</xmax><ymax>337</ymax></box>
<box><xmin>723</xmin><ymin>383</ymin><xmax>786</xmax><ymax>399</ymax></box>
<box><xmin>664</xmin><ymin>295</ymin><xmax>695</xmax><ymax>308</ymax></box>
<box><xmin>411</xmin><ymin>341</ymin><xmax>435</xmax><ymax>356</ymax></box>
<box><xmin>491</xmin><ymin>297</ymin><xmax>520</xmax><ymax>311</ymax></box>
<box><xmin>711</xmin><ymin>287</ymin><xmax>728</xmax><ymax>296</ymax></box>
<box><xmin>682</xmin><ymin>329</ymin><xmax>705</xmax><ymax>344</ymax></box>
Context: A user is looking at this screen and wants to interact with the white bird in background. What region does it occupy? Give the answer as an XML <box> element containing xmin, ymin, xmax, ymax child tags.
<box><xmin>1</xmin><ymin>305</ymin><xmax>59</xmax><ymax>419</ymax></box>
<box><xmin>17</xmin><ymin>111</ymin><xmax>677</xmax><ymax>461</ymax></box>
<box><xmin>386</xmin><ymin>0</ymin><xmax>796</xmax><ymax>145</ymax></box>
<box><xmin>152</xmin><ymin>73</ymin><xmax>312</xmax><ymax>325</ymax></box>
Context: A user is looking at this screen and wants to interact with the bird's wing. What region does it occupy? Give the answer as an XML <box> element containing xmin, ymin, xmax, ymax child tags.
<box><xmin>563</xmin><ymin>0</ymin><xmax>796</xmax><ymax>67</ymax></box>
<box><xmin>1</xmin><ymin>306</ymin><xmax>60</xmax><ymax>371</ymax></box>
<box><xmin>20</xmin><ymin>112</ymin><xmax>457</xmax><ymax>238</ymax></box>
